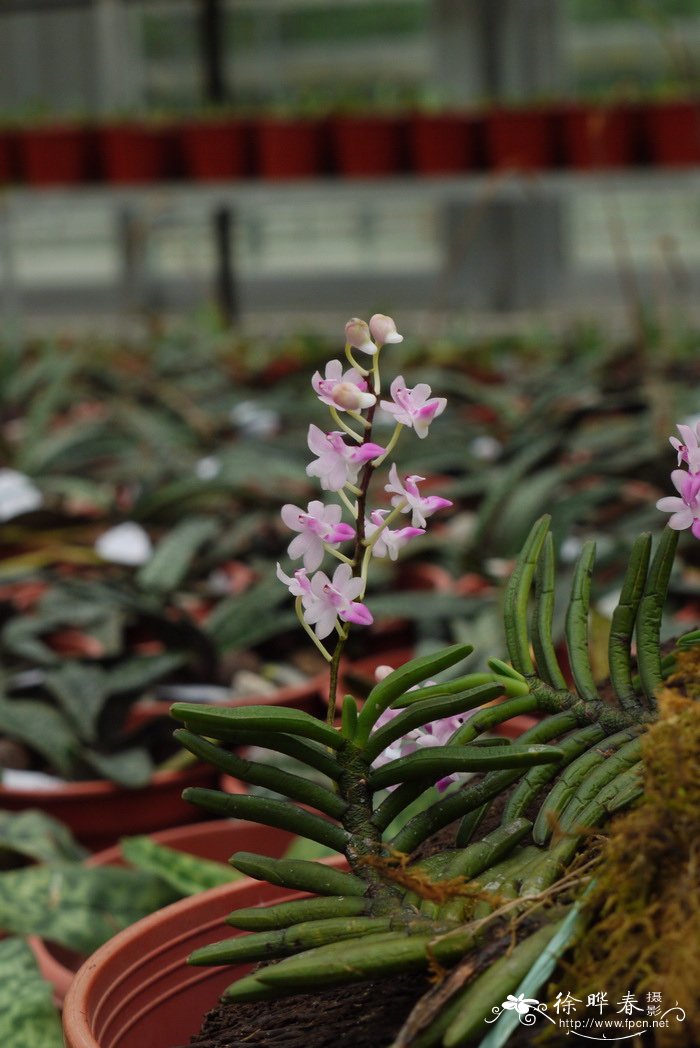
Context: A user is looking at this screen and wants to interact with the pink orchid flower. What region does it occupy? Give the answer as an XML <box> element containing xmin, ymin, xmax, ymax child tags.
<box><xmin>385</xmin><ymin>463</ymin><xmax>453</xmax><ymax>529</ymax></box>
<box><xmin>302</xmin><ymin>563</ymin><xmax>373</xmax><ymax>639</ymax></box>
<box><xmin>276</xmin><ymin>563</ymin><xmax>312</xmax><ymax>598</ymax></box>
<box><xmin>311</xmin><ymin>360</ymin><xmax>376</xmax><ymax>412</ymax></box>
<box><xmin>656</xmin><ymin>468</ymin><xmax>700</xmax><ymax>538</ymax></box>
<box><xmin>281</xmin><ymin>500</ymin><xmax>355</xmax><ymax>571</ymax></box>
<box><xmin>306</xmin><ymin>425</ymin><xmax>384</xmax><ymax>492</ymax></box>
<box><xmin>364</xmin><ymin>509</ymin><xmax>424</xmax><ymax>560</ymax></box>
<box><xmin>369</xmin><ymin>314</ymin><xmax>403</xmax><ymax>347</ymax></box>
<box><xmin>670</xmin><ymin>421</ymin><xmax>700</xmax><ymax>473</ymax></box>
<box><xmin>380</xmin><ymin>376</ymin><xmax>446</xmax><ymax>438</ymax></box>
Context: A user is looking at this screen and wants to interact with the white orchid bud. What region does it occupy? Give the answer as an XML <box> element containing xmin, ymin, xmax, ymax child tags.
<box><xmin>369</xmin><ymin>313</ymin><xmax>403</xmax><ymax>346</ymax></box>
<box><xmin>345</xmin><ymin>317</ymin><xmax>377</xmax><ymax>356</ymax></box>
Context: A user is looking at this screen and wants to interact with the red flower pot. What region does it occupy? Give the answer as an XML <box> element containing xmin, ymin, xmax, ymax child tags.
<box><xmin>254</xmin><ymin>118</ymin><xmax>327</xmax><ymax>179</ymax></box>
<box><xmin>0</xmin><ymin>763</ymin><xmax>220</xmax><ymax>851</ymax></box>
<box><xmin>558</xmin><ymin>103</ymin><xmax>643</xmax><ymax>170</ymax></box>
<box><xmin>63</xmin><ymin>850</ymin><xmax>347</xmax><ymax>1048</ymax></box>
<box><xmin>409</xmin><ymin>113</ymin><xmax>478</xmax><ymax>175</ymax></box>
<box><xmin>17</xmin><ymin>125</ymin><xmax>94</xmax><ymax>185</ymax></box>
<box><xmin>97</xmin><ymin>124</ymin><xmax>176</xmax><ymax>183</ymax></box>
<box><xmin>645</xmin><ymin>99</ymin><xmax>700</xmax><ymax>167</ymax></box>
<box><xmin>329</xmin><ymin>115</ymin><xmax>407</xmax><ymax>177</ymax></box>
<box><xmin>179</xmin><ymin>119</ymin><xmax>250</xmax><ymax>180</ymax></box>
<box><xmin>484</xmin><ymin>107</ymin><xmax>557</xmax><ymax>171</ymax></box>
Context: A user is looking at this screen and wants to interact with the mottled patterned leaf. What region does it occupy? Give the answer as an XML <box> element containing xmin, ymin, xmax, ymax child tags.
<box><xmin>120</xmin><ymin>835</ymin><xmax>240</xmax><ymax>895</ymax></box>
<box><xmin>44</xmin><ymin>662</ymin><xmax>108</xmax><ymax>743</ymax></box>
<box><xmin>0</xmin><ymin>938</ymin><xmax>62</xmax><ymax>1047</ymax></box>
<box><xmin>105</xmin><ymin>653</ymin><xmax>186</xmax><ymax>697</ymax></box>
<box><xmin>136</xmin><ymin>517</ymin><xmax>219</xmax><ymax>594</ymax></box>
<box><xmin>0</xmin><ymin>810</ymin><xmax>87</xmax><ymax>864</ymax></box>
<box><xmin>0</xmin><ymin>863</ymin><xmax>178</xmax><ymax>953</ymax></box>
<box><xmin>0</xmin><ymin>696</ymin><xmax>77</xmax><ymax>778</ymax></box>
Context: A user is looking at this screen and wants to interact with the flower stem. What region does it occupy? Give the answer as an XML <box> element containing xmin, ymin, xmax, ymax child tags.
<box><xmin>295</xmin><ymin>597</ymin><xmax>333</xmax><ymax>663</ymax></box>
<box><xmin>325</xmin><ymin>546</ymin><xmax>354</xmax><ymax>565</ymax></box>
<box><xmin>372</xmin><ymin>423</ymin><xmax>403</xmax><ymax>467</ymax></box>
<box><xmin>345</xmin><ymin>344</ymin><xmax>370</xmax><ymax>377</ymax></box>
<box><xmin>330</xmin><ymin>407</ymin><xmax>363</xmax><ymax>443</ymax></box>
<box><xmin>338</xmin><ymin>488</ymin><xmax>358</xmax><ymax>517</ymax></box>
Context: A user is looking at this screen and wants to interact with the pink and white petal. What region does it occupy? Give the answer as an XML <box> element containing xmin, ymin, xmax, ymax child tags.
<box><xmin>342</xmin><ymin>601</ymin><xmax>373</xmax><ymax>626</ymax></box>
<box><xmin>668</xmin><ymin>509</ymin><xmax>694</xmax><ymax>530</ymax></box>
<box><xmin>314</xmin><ymin>607</ymin><xmax>339</xmax><ymax>639</ymax></box>
<box><xmin>692</xmin><ymin>518</ymin><xmax>700</xmax><ymax>539</ymax></box>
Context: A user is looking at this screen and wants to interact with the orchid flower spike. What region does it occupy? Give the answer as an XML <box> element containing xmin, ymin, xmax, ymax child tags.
<box><xmin>281</xmin><ymin>501</ymin><xmax>355</xmax><ymax>571</ymax></box>
<box><xmin>302</xmin><ymin>563</ymin><xmax>373</xmax><ymax>639</ymax></box>
<box><xmin>385</xmin><ymin>464</ymin><xmax>453</xmax><ymax>529</ymax></box>
<box><xmin>345</xmin><ymin>318</ymin><xmax>377</xmax><ymax>356</ymax></box>
<box><xmin>380</xmin><ymin>376</ymin><xmax>446</xmax><ymax>438</ymax></box>
<box><xmin>369</xmin><ymin>314</ymin><xmax>403</xmax><ymax>347</ymax></box>
<box><xmin>306</xmin><ymin>425</ymin><xmax>384</xmax><ymax>492</ymax></box>
<box><xmin>311</xmin><ymin>360</ymin><xmax>376</xmax><ymax>412</ymax></box>
<box><xmin>656</xmin><ymin>468</ymin><xmax>700</xmax><ymax>538</ymax></box>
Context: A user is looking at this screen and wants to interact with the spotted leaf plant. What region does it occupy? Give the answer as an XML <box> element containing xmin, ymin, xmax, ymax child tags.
<box><xmin>170</xmin><ymin>324</ymin><xmax>697</xmax><ymax>1048</ymax></box>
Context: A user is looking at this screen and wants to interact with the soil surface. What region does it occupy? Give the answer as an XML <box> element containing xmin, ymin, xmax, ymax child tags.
<box><xmin>177</xmin><ymin>972</ymin><xmax>431</xmax><ymax>1048</ymax></box>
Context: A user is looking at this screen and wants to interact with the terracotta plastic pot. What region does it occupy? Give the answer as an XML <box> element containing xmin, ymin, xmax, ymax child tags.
<box><xmin>644</xmin><ymin>99</ymin><xmax>700</xmax><ymax>167</ymax></box>
<box><xmin>16</xmin><ymin>125</ymin><xmax>94</xmax><ymax>185</ymax></box>
<box><xmin>328</xmin><ymin>114</ymin><xmax>407</xmax><ymax>177</ymax></box>
<box><xmin>484</xmin><ymin>107</ymin><xmax>557</xmax><ymax>171</ymax></box>
<box><xmin>30</xmin><ymin>816</ymin><xmax>268</xmax><ymax>1006</ymax></box>
<box><xmin>97</xmin><ymin>124</ymin><xmax>176</xmax><ymax>183</ymax></box>
<box><xmin>63</xmin><ymin>849</ymin><xmax>346</xmax><ymax>1048</ymax></box>
<box><xmin>408</xmin><ymin>113</ymin><xmax>478</xmax><ymax>174</ymax></box>
<box><xmin>254</xmin><ymin>118</ymin><xmax>327</xmax><ymax>179</ymax></box>
<box><xmin>179</xmin><ymin>119</ymin><xmax>250</xmax><ymax>180</ymax></box>
<box><xmin>0</xmin><ymin>763</ymin><xmax>219</xmax><ymax>851</ymax></box>
<box><xmin>558</xmin><ymin>103</ymin><xmax>644</xmax><ymax>170</ymax></box>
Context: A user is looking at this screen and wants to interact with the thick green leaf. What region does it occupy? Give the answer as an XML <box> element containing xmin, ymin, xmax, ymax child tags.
<box><xmin>0</xmin><ymin>863</ymin><xmax>178</xmax><ymax>953</ymax></box>
<box><xmin>120</xmin><ymin>836</ymin><xmax>240</xmax><ymax>895</ymax></box>
<box><xmin>136</xmin><ymin>517</ymin><xmax>219</xmax><ymax>594</ymax></box>
<box><xmin>0</xmin><ymin>810</ymin><xmax>87</xmax><ymax>864</ymax></box>
<box><xmin>79</xmin><ymin>745</ymin><xmax>153</xmax><ymax>788</ymax></box>
<box><xmin>105</xmin><ymin>653</ymin><xmax>186</xmax><ymax>696</ymax></box>
<box><xmin>0</xmin><ymin>937</ymin><xmax>62</xmax><ymax>1048</ymax></box>
<box><xmin>44</xmin><ymin>662</ymin><xmax>108</xmax><ymax>744</ymax></box>
<box><xmin>0</xmin><ymin>696</ymin><xmax>77</xmax><ymax>779</ymax></box>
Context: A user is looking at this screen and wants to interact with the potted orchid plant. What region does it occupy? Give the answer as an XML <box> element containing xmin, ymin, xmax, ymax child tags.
<box><xmin>63</xmin><ymin>317</ymin><xmax>699</xmax><ymax>1048</ymax></box>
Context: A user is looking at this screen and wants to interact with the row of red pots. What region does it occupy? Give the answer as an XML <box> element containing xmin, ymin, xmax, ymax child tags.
<box><xmin>1</xmin><ymin>100</ymin><xmax>699</xmax><ymax>187</ymax></box>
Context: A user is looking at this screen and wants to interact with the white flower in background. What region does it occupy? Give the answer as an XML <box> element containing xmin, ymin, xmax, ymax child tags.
<box><xmin>95</xmin><ymin>522</ymin><xmax>153</xmax><ymax>566</ymax></box>
<box><xmin>195</xmin><ymin>456</ymin><xmax>221</xmax><ymax>480</ymax></box>
<box><xmin>0</xmin><ymin>469</ymin><xmax>43</xmax><ymax>521</ymax></box>
<box><xmin>230</xmin><ymin>400</ymin><xmax>280</xmax><ymax>438</ymax></box>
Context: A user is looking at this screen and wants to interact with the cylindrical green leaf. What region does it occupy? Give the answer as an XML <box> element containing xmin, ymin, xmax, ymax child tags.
<box><xmin>354</xmin><ymin>644</ymin><xmax>473</xmax><ymax>747</ymax></box>
<box><xmin>445</xmin><ymin>817</ymin><xmax>532</xmax><ymax>879</ymax></box>
<box><xmin>182</xmin><ymin>789</ymin><xmax>348</xmax><ymax>853</ymax></box>
<box><xmin>230</xmin><ymin>852</ymin><xmax>365</xmax><ymax>896</ymax></box>
<box><xmin>190</xmin><ymin>915</ymin><xmax>391</xmax><ymax>966</ymax></box>
<box><xmin>636</xmin><ymin>526</ymin><xmax>679</xmax><ymax>708</ymax></box>
<box><xmin>369</xmin><ymin>744</ymin><xmax>563</xmax><ymax>791</ymax></box>
<box><xmin>228</xmin><ymin>895</ymin><xmax>368</xmax><ymax>931</ymax></box>
<box><xmin>564</xmin><ymin>540</ymin><xmax>599</xmax><ymax>703</ymax></box>
<box><xmin>532</xmin><ymin>531</ymin><xmax>568</xmax><ymax>689</ymax></box>
<box><xmin>174</xmin><ymin>730</ymin><xmax>348</xmax><ymax>819</ymax></box>
<box><xmin>503</xmin><ymin>515</ymin><xmax>551</xmax><ymax>676</ymax></box>
<box><xmin>364</xmin><ymin>682</ymin><xmax>504</xmax><ymax>764</ymax></box>
<box><xmin>608</xmin><ymin>533</ymin><xmax>652</xmax><ymax>710</ymax></box>
<box><xmin>170</xmin><ymin>702</ymin><xmax>344</xmax><ymax>749</ymax></box>
<box><xmin>441</xmin><ymin>923</ymin><xmax>561</xmax><ymax>1047</ymax></box>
